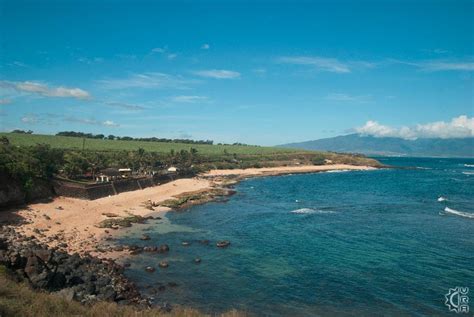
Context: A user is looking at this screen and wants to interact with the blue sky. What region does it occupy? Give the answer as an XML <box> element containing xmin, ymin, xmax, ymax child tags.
<box><xmin>0</xmin><ymin>0</ymin><xmax>473</xmax><ymax>145</ymax></box>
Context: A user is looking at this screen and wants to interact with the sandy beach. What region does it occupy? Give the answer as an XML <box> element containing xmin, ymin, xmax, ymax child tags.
<box><xmin>0</xmin><ymin>164</ymin><xmax>375</xmax><ymax>259</ymax></box>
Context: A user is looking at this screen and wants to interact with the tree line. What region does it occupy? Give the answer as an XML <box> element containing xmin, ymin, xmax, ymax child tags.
<box><xmin>0</xmin><ymin>137</ymin><xmax>201</xmax><ymax>193</ymax></box>
<box><xmin>55</xmin><ymin>131</ymin><xmax>214</xmax><ymax>145</ymax></box>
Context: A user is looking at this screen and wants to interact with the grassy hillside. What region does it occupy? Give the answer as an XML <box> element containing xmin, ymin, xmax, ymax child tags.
<box><xmin>1</xmin><ymin>133</ymin><xmax>301</xmax><ymax>155</ymax></box>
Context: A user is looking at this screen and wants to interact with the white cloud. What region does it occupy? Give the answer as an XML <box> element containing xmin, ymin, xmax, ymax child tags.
<box><xmin>21</xmin><ymin>114</ymin><xmax>38</xmax><ymax>124</ymax></box>
<box><xmin>1</xmin><ymin>80</ymin><xmax>90</xmax><ymax>99</ymax></box>
<box><xmin>98</xmin><ymin>72</ymin><xmax>196</xmax><ymax>90</ymax></box>
<box><xmin>325</xmin><ymin>93</ymin><xmax>372</xmax><ymax>103</ymax></box>
<box><xmin>277</xmin><ymin>56</ymin><xmax>351</xmax><ymax>73</ymax></box>
<box><xmin>102</xmin><ymin>120</ymin><xmax>119</xmax><ymax>127</ymax></box>
<box><xmin>0</xmin><ymin>98</ymin><xmax>11</xmax><ymax>105</ymax></box>
<box><xmin>167</xmin><ymin>53</ymin><xmax>177</xmax><ymax>60</ymax></box>
<box><xmin>201</xmin><ymin>43</ymin><xmax>210</xmax><ymax>50</ymax></box>
<box><xmin>356</xmin><ymin>115</ymin><xmax>474</xmax><ymax>139</ymax></box>
<box><xmin>193</xmin><ymin>69</ymin><xmax>240</xmax><ymax>79</ymax></box>
<box><xmin>171</xmin><ymin>95</ymin><xmax>208</xmax><ymax>103</ymax></box>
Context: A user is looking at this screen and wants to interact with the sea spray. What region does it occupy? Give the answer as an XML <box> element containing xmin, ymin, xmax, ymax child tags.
<box><xmin>290</xmin><ymin>208</ymin><xmax>336</xmax><ymax>214</ymax></box>
<box><xmin>444</xmin><ymin>207</ymin><xmax>474</xmax><ymax>219</ymax></box>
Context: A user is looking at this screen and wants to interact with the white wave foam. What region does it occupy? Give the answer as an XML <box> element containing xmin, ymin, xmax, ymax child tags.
<box><xmin>464</xmin><ymin>164</ymin><xmax>474</xmax><ymax>167</ymax></box>
<box><xmin>437</xmin><ymin>196</ymin><xmax>447</xmax><ymax>202</ymax></box>
<box><xmin>444</xmin><ymin>207</ymin><xmax>474</xmax><ymax>219</ymax></box>
<box><xmin>290</xmin><ymin>208</ymin><xmax>336</xmax><ymax>214</ymax></box>
<box><xmin>325</xmin><ymin>169</ymin><xmax>350</xmax><ymax>173</ymax></box>
<box><xmin>462</xmin><ymin>171</ymin><xmax>474</xmax><ymax>175</ymax></box>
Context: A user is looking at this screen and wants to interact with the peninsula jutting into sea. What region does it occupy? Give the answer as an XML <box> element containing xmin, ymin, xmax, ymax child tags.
<box><xmin>0</xmin><ymin>1</ymin><xmax>473</xmax><ymax>316</ymax></box>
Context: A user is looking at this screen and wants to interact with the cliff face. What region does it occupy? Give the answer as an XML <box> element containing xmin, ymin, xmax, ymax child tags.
<box><xmin>0</xmin><ymin>173</ymin><xmax>54</xmax><ymax>209</ymax></box>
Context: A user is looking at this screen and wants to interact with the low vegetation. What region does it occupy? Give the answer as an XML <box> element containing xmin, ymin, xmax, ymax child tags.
<box><xmin>0</xmin><ymin>266</ymin><xmax>243</xmax><ymax>317</ymax></box>
<box><xmin>159</xmin><ymin>188</ymin><xmax>234</xmax><ymax>209</ymax></box>
<box><xmin>97</xmin><ymin>215</ymin><xmax>148</xmax><ymax>229</ymax></box>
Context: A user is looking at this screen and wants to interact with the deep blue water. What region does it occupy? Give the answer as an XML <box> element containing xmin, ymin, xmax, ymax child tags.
<box><xmin>119</xmin><ymin>158</ymin><xmax>474</xmax><ymax>316</ymax></box>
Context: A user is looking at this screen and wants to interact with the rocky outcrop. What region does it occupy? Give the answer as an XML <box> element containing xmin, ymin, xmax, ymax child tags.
<box><xmin>0</xmin><ymin>173</ymin><xmax>54</xmax><ymax>209</ymax></box>
<box><xmin>0</xmin><ymin>226</ymin><xmax>145</xmax><ymax>306</ymax></box>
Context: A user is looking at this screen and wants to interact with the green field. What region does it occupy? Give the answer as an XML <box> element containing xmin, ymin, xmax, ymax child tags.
<box><xmin>0</xmin><ymin>133</ymin><xmax>305</xmax><ymax>155</ymax></box>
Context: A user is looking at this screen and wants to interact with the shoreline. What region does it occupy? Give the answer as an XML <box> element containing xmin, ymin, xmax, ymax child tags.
<box><xmin>0</xmin><ymin>164</ymin><xmax>376</xmax><ymax>259</ymax></box>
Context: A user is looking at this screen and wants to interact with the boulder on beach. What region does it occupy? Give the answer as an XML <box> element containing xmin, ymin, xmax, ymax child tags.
<box><xmin>159</xmin><ymin>261</ymin><xmax>169</xmax><ymax>268</ymax></box>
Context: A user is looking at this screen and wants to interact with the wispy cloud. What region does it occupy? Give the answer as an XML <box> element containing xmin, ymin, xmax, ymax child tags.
<box><xmin>193</xmin><ymin>69</ymin><xmax>241</xmax><ymax>79</ymax></box>
<box><xmin>0</xmin><ymin>98</ymin><xmax>11</xmax><ymax>105</ymax></box>
<box><xmin>151</xmin><ymin>46</ymin><xmax>178</xmax><ymax>60</ymax></box>
<box><xmin>201</xmin><ymin>43</ymin><xmax>210</xmax><ymax>50</ymax></box>
<box><xmin>0</xmin><ymin>80</ymin><xmax>90</xmax><ymax>99</ymax></box>
<box><xmin>64</xmin><ymin>116</ymin><xmax>120</xmax><ymax>127</ymax></box>
<box><xmin>390</xmin><ymin>58</ymin><xmax>474</xmax><ymax>72</ymax></box>
<box><xmin>8</xmin><ymin>61</ymin><xmax>28</xmax><ymax>67</ymax></box>
<box><xmin>171</xmin><ymin>95</ymin><xmax>208</xmax><ymax>103</ymax></box>
<box><xmin>105</xmin><ymin>101</ymin><xmax>146</xmax><ymax>110</ymax></box>
<box><xmin>98</xmin><ymin>72</ymin><xmax>197</xmax><ymax>90</ymax></box>
<box><xmin>325</xmin><ymin>93</ymin><xmax>372</xmax><ymax>103</ymax></box>
<box><xmin>19</xmin><ymin>112</ymin><xmax>119</xmax><ymax>127</ymax></box>
<box><xmin>356</xmin><ymin>115</ymin><xmax>474</xmax><ymax>139</ymax></box>
<box><xmin>252</xmin><ymin>68</ymin><xmax>267</xmax><ymax>75</ymax></box>
<box><xmin>151</xmin><ymin>47</ymin><xmax>167</xmax><ymax>53</ymax></box>
<box><xmin>277</xmin><ymin>56</ymin><xmax>352</xmax><ymax>73</ymax></box>
<box><xmin>78</xmin><ymin>57</ymin><xmax>104</xmax><ymax>64</ymax></box>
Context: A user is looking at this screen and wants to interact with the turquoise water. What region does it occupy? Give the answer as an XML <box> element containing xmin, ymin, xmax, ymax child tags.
<box><xmin>120</xmin><ymin>158</ymin><xmax>474</xmax><ymax>316</ymax></box>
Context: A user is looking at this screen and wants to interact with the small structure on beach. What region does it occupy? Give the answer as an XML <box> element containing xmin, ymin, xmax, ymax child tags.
<box><xmin>96</xmin><ymin>167</ymin><xmax>135</xmax><ymax>182</ymax></box>
<box><xmin>167</xmin><ymin>166</ymin><xmax>178</xmax><ymax>173</ymax></box>
<box><xmin>96</xmin><ymin>168</ymin><xmax>121</xmax><ymax>183</ymax></box>
<box><xmin>118</xmin><ymin>168</ymin><xmax>132</xmax><ymax>178</ymax></box>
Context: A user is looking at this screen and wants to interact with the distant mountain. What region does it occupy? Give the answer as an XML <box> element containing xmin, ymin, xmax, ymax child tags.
<box><xmin>280</xmin><ymin>134</ymin><xmax>474</xmax><ymax>157</ymax></box>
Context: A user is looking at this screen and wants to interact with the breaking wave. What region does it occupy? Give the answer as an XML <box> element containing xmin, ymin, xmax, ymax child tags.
<box><xmin>437</xmin><ymin>196</ymin><xmax>447</xmax><ymax>202</ymax></box>
<box><xmin>444</xmin><ymin>207</ymin><xmax>474</xmax><ymax>219</ymax></box>
<box><xmin>290</xmin><ymin>208</ymin><xmax>336</xmax><ymax>214</ymax></box>
<box><xmin>464</xmin><ymin>164</ymin><xmax>474</xmax><ymax>167</ymax></box>
<box><xmin>462</xmin><ymin>171</ymin><xmax>474</xmax><ymax>175</ymax></box>
<box><xmin>324</xmin><ymin>169</ymin><xmax>350</xmax><ymax>173</ymax></box>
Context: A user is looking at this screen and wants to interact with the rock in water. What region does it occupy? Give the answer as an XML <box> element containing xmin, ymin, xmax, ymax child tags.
<box><xmin>216</xmin><ymin>240</ymin><xmax>231</xmax><ymax>248</ymax></box>
<box><xmin>140</xmin><ymin>234</ymin><xmax>151</xmax><ymax>241</ymax></box>
<box><xmin>158</xmin><ymin>244</ymin><xmax>170</xmax><ymax>253</ymax></box>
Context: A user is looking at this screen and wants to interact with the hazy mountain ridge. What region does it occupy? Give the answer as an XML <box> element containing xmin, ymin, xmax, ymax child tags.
<box><xmin>281</xmin><ymin>134</ymin><xmax>474</xmax><ymax>157</ymax></box>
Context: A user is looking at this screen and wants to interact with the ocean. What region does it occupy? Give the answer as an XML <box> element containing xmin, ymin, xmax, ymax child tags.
<box><xmin>118</xmin><ymin>157</ymin><xmax>474</xmax><ymax>316</ymax></box>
